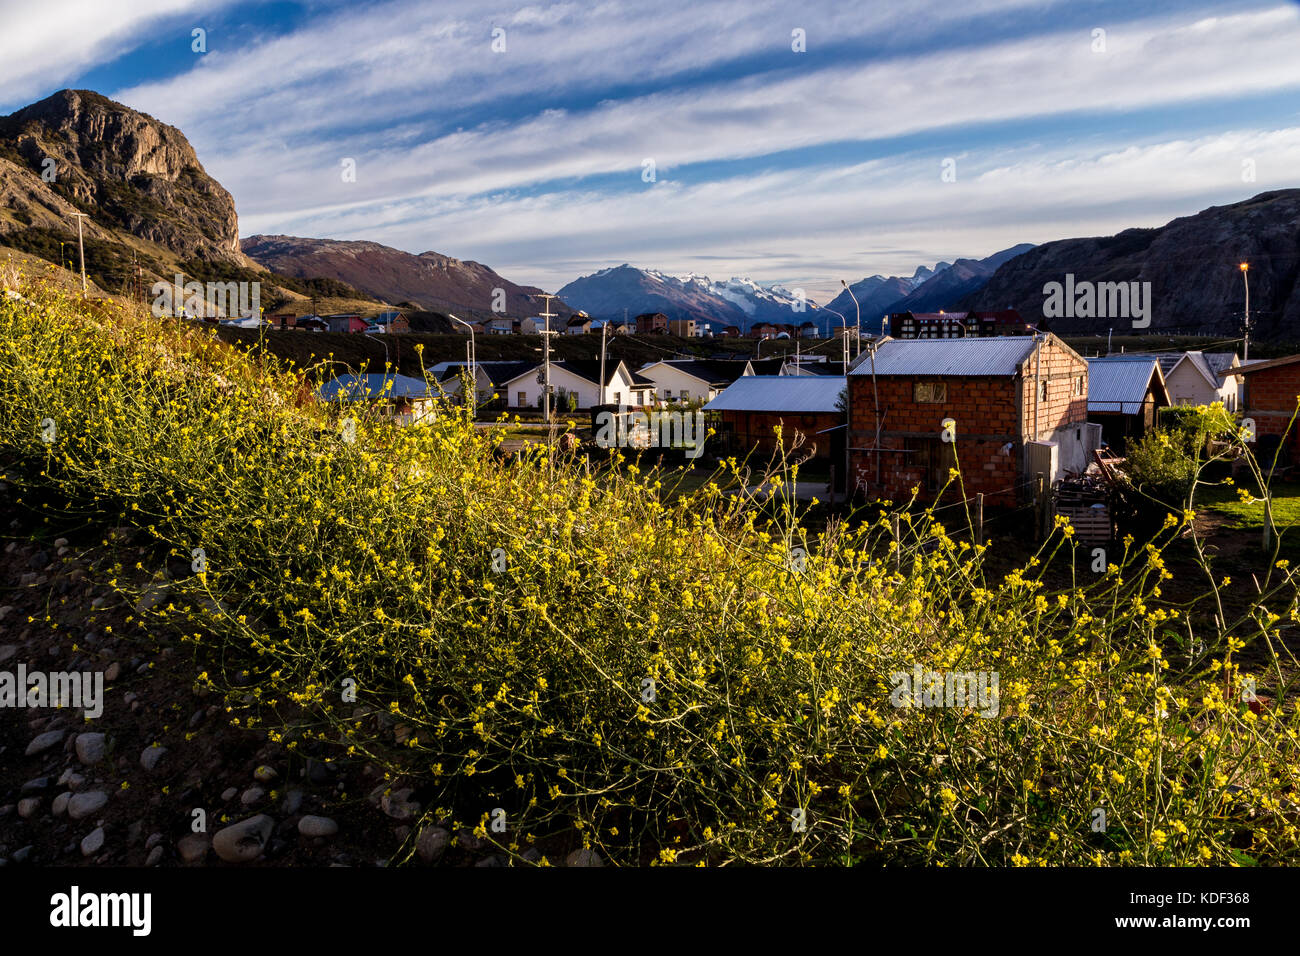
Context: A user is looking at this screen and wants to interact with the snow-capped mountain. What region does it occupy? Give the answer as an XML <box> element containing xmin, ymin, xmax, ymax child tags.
<box><xmin>558</xmin><ymin>248</ymin><xmax>1036</xmax><ymax>334</ymax></box>
<box><xmin>821</xmin><ymin>263</ymin><xmax>954</xmax><ymax>333</ymax></box>
<box><xmin>557</xmin><ymin>265</ymin><xmax>822</xmax><ymax>330</ymax></box>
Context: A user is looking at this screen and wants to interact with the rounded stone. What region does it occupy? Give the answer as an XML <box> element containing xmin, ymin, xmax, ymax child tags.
<box><xmin>297</xmin><ymin>815</ymin><xmax>339</xmax><ymax>838</ymax></box>
<box><xmin>416</xmin><ymin>826</ymin><xmax>450</xmax><ymax>863</ymax></box>
<box><xmin>177</xmin><ymin>833</ymin><xmax>210</xmax><ymax>864</ymax></box>
<box><xmin>566</xmin><ymin>848</ymin><xmax>604</xmax><ymax>867</ymax></box>
<box><xmin>25</xmin><ymin>730</ymin><xmax>65</xmax><ymax>756</ymax></box>
<box><xmin>75</xmin><ymin>732</ymin><xmax>107</xmax><ymax>766</ymax></box>
<box><xmin>80</xmin><ymin>827</ymin><xmax>105</xmax><ymax>857</ymax></box>
<box><xmin>140</xmin><ymin>745</ymin><xmax>167</xmax><ymax>771</ymax></box>
<box><xmin>67</xmin><ymin>790</ymin><xmax>109</xmax><ymax>821</ymax></box>
<box><xmin>212</xmin><ymin>815</ymin><xmax>274</xmax><ymax>864</ymax></box>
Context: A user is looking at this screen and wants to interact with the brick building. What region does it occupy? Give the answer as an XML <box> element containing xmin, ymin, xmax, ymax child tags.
<box><xmin>635</xmin><ymin>312</ymin><xmax>669</xmax><ymax>334</ymax></box>
<box><xmin>1225</xmin><ymin>355</ymin><xmax>1300</xmax><ymax>464</ymax></box>
<box><xmin>704</xmin><ymin>375</ymin><xmax>846</xmax><ymax>463</ymax></box>
<box><xmin>847</xmin><ymin>335</ymin><xmax>1098</xmax><ymax>506</ymax></box>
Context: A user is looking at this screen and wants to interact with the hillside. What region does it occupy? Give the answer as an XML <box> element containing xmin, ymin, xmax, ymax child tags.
<box><xmin>0</xmin><ymin>90</ymin><xmax>255</xmax><ymax>291</ymax></box>
<box><xmin>962</xmin><ymin>190</ymin><xmax>1300</xmax><ymax>337</ymax></box>
<box><xmin>3</xmin><ymin>273</ymin><xmax>1299</xmax><ymax>869</ymax></box>
<box><xmin>242</xmin><ymin>235</ymin><xmax>569</xmax><ymax>319</ymax></box>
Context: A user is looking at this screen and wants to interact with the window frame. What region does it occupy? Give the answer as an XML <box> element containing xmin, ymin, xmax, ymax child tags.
<box><xmin>913</xmin><ymin>381</ymin><xmax>947</xmax><ymax>404</ymax></box>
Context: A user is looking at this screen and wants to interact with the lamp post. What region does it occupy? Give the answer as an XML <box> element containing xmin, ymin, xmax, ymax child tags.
<box><xmin>1240</xmin><ymin>262</ymin><xmax>1251</xmax><ymax>360</ymax></box>
<box><xmin>449</xmin><ymin>313</ymin><xmax>477</xmax><ymax>416</ymax></box>
<box><xmin>820</xmin><ymin>306</ymin><xmax>849</xmax><ymax>368</ymax></box>
<box><xmin>841</xmin><ymin>279</ymin><xmax>860</xmax><ymax>359</ymax></box>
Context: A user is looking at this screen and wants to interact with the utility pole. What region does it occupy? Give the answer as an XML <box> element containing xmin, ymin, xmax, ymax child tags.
<box><xmin>69</xmin><ymin>213</ymin><xmax>89</xmax><ymax>293</ymax></box>
<box><xmin>599</xmin><ymin>319</ymin><xmax>608</xmax><ymax>406</ymax></box>
<box><xmin>540</xmin><ymin>294</ymin><xmax>558</xmax><ymax>445</ymax></box>
<box><xmin>1240</xmin><ymin>262</ymin><xmax>1251</xmax><ymax>360</ymax></box>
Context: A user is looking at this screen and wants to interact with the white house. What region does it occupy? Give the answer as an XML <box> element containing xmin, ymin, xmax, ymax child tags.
<box><xmin>1149</xmin><ymin>351</ymin><xmax>1241</xmax><ymax>411</ymax></box>
<box><xmin>425</xmin><ymin>360</ymin><xmax>538</xmax><ymax>404</ymax></box>
<box><xmin>636</xmin><ymin>359</ymin><xmax>756</xmax><ymax>404</ymax></box>
<box><xmin>502</xmin><ymin>360</ymin><xmax>654</xmax><ymax>410</ymax></box>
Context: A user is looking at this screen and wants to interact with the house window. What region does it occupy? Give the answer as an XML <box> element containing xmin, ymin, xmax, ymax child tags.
<box><xmin>680</xmin><ymin>389</ymin><xmax>690</xmax><ymax>401</ymax></box>
<box><xmin>517</xmin><ymin>391</ymin><xmax>526</xmax><ymax>406</ymax></box>
<box><xmin>1039</xmin><ymin>380</ymin><xmax>1049</xmax><ymax>401</ymax></box>
<box><xmin>913</xmin><ymin>382</ymin><xmax>947</xmax><ymax>403</ymax></box>
<box><xmin>613</xmin><ymin>391</ymin><xmax>621</xmax><ymax>405</ymax></box>
<box><xmin>1074</xmin><ymin>375</ymin><xmax>1084</xmax><ymax>396</ymax></box>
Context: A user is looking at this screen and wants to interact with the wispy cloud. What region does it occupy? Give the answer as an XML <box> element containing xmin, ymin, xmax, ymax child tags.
<box><xmin>8</xmin><ymin>0</ymin><xmax>1300</xmax><ymax>294</ymax></box>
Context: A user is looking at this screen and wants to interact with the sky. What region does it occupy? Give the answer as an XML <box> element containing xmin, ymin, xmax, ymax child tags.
<box><xmin>2</xmin><ymin>0</ymin><xmax>1300</xmax><ymax>302</ymax></box>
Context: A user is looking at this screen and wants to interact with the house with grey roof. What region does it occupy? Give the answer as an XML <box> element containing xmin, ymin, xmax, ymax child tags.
<box><xmin>1085</xmin><ymin>355</ymin><xmax>1170</xmax><ymax>451</ymax></box>
<box><xmin>704</xmin><ymin>375</ymin><xmax>846</xmax><ymax>463</ymax></box>
<box><xmin>317</xmin><ymin>373</ymin><xmax>437</xmax><ymax>425</ymax></box>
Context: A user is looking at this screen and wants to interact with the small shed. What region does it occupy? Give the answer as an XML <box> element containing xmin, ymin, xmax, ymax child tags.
<box><xmin>1086</xmin><ymin>356</ymin><xmax>1169</xmax><ymax>452</ymax></box>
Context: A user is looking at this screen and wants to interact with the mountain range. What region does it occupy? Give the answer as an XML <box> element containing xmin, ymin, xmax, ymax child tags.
<box><xmin>555</xmin><ymin>265</ymin><xmax>816</xmax><ymax>328</ymax></box>
<box><xmin>961</xmin><ymin>191</ymin><xmax>1300</xmax><ymax>336</ymax></box>
<box><xmin>1</xmin><ymin>90</ymin><xmax>1297</xmax><ymax>337</ymax></box>
<box><xmin>559</xmin><ymin>245</ymin><xmax>1036</xmax><ymax>334</ymax></box>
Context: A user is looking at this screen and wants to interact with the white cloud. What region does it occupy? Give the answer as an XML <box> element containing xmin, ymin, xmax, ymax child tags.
<box><xmin>0</xmin><ymin>0</ymin><xmax>237</xmax><ymax>106</ymax></box>
<box><xmin>241</xmin><ymin>125</ymin><xmax>1300</xmax><ymax>301</ymax></box>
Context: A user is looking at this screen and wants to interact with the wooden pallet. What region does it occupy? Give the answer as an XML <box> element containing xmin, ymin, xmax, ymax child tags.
<box><xmin>1055</xmin><ymin>504</ymin><xmax>1112</xmax><ymax>543</ymax></box>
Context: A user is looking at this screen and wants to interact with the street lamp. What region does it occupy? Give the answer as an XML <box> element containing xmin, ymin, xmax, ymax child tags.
<box><xmin>1239</xmin><ymin>263</ymin><xmax>1250</xmax><ymax>360</ymax></box>
<box><xmin>448</xmin><ymin>313</ymin><xmax>477</xmax><ymax>416</ymax></box>
<box><xmin>820</xmin><ymin>306</ymin><xmax>850</xmax><ymax>369</ymax></box>
<box><xmin>841</xmin><ymin>279</ymin><xmax>861</xmax><ymax>359</ymax></box>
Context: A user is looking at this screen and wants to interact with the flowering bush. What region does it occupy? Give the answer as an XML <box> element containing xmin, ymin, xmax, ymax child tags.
<box><xmin>2</xmin><ymin>268</ymin><xmax>1298</xmax><ymax>865</ymax></box>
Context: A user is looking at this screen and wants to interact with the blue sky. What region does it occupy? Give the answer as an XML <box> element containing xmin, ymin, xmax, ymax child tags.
<box><xmin>3</xmin><ymin>0</ymin><xmax>1300</xmax><ymax>301</ymax></box>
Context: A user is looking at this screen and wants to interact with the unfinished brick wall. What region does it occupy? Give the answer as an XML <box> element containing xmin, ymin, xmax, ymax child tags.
<box><xmin>719</xmin><ymin>410</ymin><xmax>843</xmax><ymax>462</ymax></box>
<box><xmin>848</xmin><ymin>336</ymin><xmax>1088</xmax><ymax>507</ymax></box>
<box><xmin>1243</xmin><ymin>364</ymin><xmax>1300</xmax><ymax>453</ymax></box>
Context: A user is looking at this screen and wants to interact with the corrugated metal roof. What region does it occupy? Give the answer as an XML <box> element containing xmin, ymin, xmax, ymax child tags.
<box><xmin>704</xmin><ymin>376</ymin><xmax>846</xmax><ymax>413</ymax></box>
<box><xmin>318</xmin><ymin>373</ymin><xmax>433</xmax><ymax>402</ymax></box>
<box><xmin>1087</xmin><ymin>357</ymin><xmax>1158</xmax><ymax>414</ymax></box>
<box><xmin>848</xmin><ymin>336</ymin><xmax>1039</xmax><ymax>377</ymax></box>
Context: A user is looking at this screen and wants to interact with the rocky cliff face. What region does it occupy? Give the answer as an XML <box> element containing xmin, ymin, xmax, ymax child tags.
<box><xmin>0</xmin><ymin>89</ymin><xmax>251</xmax><ymax>267</ymax></box>
<box><xmin>962</xmin><ymin>191</ymin><xmax>1300</xmax><ymax>338</ymax></box>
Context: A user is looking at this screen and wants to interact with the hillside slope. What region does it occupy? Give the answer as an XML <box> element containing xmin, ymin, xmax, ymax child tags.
<box><xmin>242</xmin><ymin>235</ymin><xmax>569</xmax><ymax>319</ymax></box>
<box><xmin>962</xmin><ymin>190</ymin><xmax>1300</xmax><ymax>337</ymax></box>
